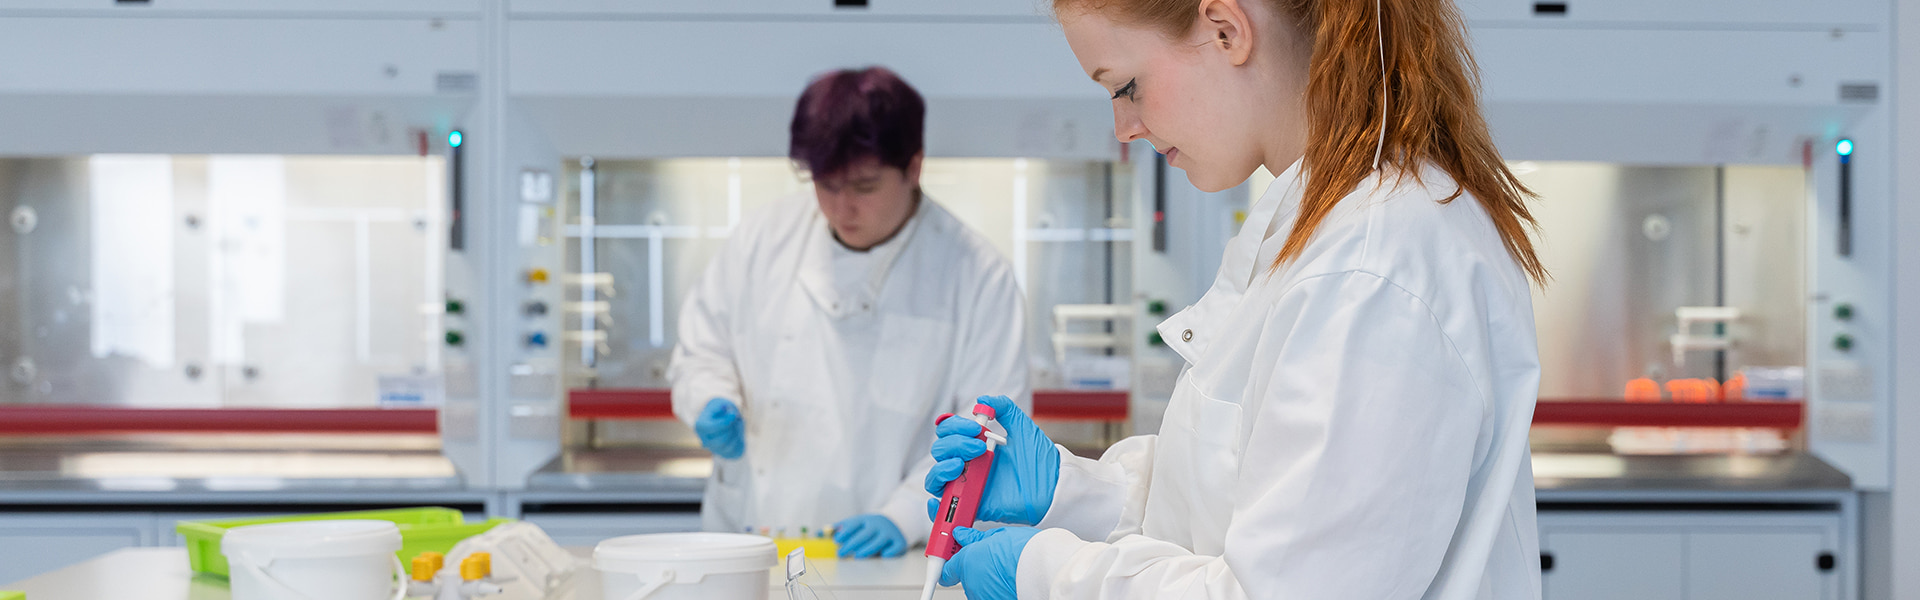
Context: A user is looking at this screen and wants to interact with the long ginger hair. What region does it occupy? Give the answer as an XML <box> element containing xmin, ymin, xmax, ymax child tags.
<box><xmin>1058</xmin><ymin>0</ymin><xmax>1548</xmax><ymax>285</ymax></box>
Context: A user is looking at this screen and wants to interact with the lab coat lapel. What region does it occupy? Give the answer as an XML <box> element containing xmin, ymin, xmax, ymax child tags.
<box><xmin>860</xmin><ymin>197</ymin><xmax>923</xmax><ymax>299</ymax></box>
<box><xmin>1157</xmin><ymin>161</ymin><xmax>1305</xmax><ymax>367</ymax></box>
<box><xmin>795</xmin><ymin>209</ymin><xmax>846</xmax><ymax>319</ymax></box>
<box><xmin>795</xmin><ymin>198</ymin><xmax>924</xmax><ymax>319</ymax></box>
<box><xmin>1247</xmin><ymin>161</ymin><xmax>1307</xmax><ymax>288</ymax></box>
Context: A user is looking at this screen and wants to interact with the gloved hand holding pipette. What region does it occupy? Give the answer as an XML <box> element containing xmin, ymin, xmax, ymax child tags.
<box><xmin>918</xmin><ymin>395</ymin><xmax>1060</xmax><ymax>600</ymax></box>
<box><xmin>937</xmin><ymin>526</ymin><xmax>1038</xmax><ymax>600</ymax></box>
<box><xmin>923</xmin><ymin>395</ymin><xmax>1060</xmax><ymax>526</ymax></box>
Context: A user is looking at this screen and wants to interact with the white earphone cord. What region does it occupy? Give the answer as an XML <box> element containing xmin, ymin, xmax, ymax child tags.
<box><xmin>1372</xmin><ymin>0</ymin><xmax>1387</xmax><ymax>171</ymax></box>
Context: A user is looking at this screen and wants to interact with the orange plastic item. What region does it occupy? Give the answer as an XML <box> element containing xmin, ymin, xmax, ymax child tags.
<box><xmin>1667</xmin><ymin>379</ymin><xmax>1715</xmax><ymax>403</ymax></box>
<box><xmin>1702</xmin><ymin>378</ymin><xmax>1723</xmax><ymax>403</ymax></box>
<box><xmin>1625</xmin><ymin>378</ymin><xmax>1663</xmax><ymax>402</ymax></box>
<box><xmin>1665</xmin><ymin>379</ymin><xmax>1692</xmax><ymax>402</ymax></box>
<box><xmin>1723</xmin><ymin>373</ymin><xmax>1747</xmax><ymax>401</ymax></box>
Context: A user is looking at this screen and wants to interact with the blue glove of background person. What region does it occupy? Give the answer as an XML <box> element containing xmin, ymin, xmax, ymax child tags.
<box><xmin>694</xmin><ymin>398</ymin><xmax>745</xmax><ymax>459</ymax></box>
<box><xmin>924</xmin><ymin>395</ymin><xmax>1060</xmax><ymax>526</ymax></box>
<box><xmin>939</xmin><ymin>526</ymin><xmax>1038</xmax><ymax>600</ymax></box>
<box><xmin>832</xmin><ymin>514</ymin><xmax>908</xmax><ymax>559</ymax></box>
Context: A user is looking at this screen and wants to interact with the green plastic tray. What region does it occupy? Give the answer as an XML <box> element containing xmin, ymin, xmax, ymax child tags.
<box><xmin>175</xmin><ymin>507</ymin><xmax>510</xmax><ymax>578</ymax></box>
<box><xmin>0</xmin><ymin>591</ymin><xmax>23</xmax><ymax>600</ymax></box>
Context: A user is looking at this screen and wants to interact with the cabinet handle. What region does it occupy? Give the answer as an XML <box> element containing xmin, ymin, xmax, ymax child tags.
<box><xmin>1541</xmin><ymin>553</ymin><xmax>1555</xmax><ymax>572</ymax></box>
<box><xmin>1817</xmin><ymin>552</ymin><xmax>1835</xmax><ymax>572</ymax></box>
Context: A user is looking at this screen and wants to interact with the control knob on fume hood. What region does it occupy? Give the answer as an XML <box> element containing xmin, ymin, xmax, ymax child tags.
<box><xmin>526</xmin><ymin>332</ymin><xmax>549</xmax><ymax>349</ymax></box>
<box><xmin>525</xmin><ymin>268</ymin><xmax>550</xmax><ymax>285</ymax></box>
<box><xmin>524</xmin><ymin>301</ymin><xmax>549</xmax><ymax>317</ymax></box>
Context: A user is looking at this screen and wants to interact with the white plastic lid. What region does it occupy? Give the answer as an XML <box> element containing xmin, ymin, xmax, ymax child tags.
<box><xmin>222</xmin><ymin>520</ymin><xmax>403</xmax><ymax>560</ymax></box>
<box><xmin>594</xmin><ymin>533</ymin><xmax>776</xmax><ymax>576</ymax></box>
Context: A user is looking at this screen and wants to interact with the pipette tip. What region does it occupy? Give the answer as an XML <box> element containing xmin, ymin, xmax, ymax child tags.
<box><xmin>918</xmin><ymin>557</ymin><xmax>945</xmax><ymax>600</ymax></box>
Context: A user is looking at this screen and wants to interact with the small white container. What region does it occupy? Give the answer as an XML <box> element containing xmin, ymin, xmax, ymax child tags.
<box><xmin>1742</xmin><ymin>366</ymin><xmax>1806</xmax><ymax>400</ymax></box>
<box><xmin>222</xmin><ymin>520</ymin><xmax>406</xmax><ymax>600</ymax></box>
<box><xmin>595</xmin><ymin>532</ymin><xmax>776</xmax><ymax>600</ymax></box>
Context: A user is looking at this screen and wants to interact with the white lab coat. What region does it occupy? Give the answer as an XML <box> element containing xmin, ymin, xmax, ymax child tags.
<box><xmin>669</xmin><ymin>192</ymin><xmax>1031</xmax><ymax>542</ymax></box>
<box><xmin>1017</xmin><ymin>161</ymin><xmax>1542</xmax><ymax>600</ymax></box>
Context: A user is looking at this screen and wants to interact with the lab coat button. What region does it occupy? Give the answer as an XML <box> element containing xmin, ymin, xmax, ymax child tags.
<box><xmin>1181</xmin><ymin>329</ymin><xmax>1193</xmax><ymax>342</ymax></box>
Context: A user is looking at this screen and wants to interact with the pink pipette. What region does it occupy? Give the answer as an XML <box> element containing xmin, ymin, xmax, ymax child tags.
<box><xmin>919</xmin><ymin>403</ymin><xmax>1007</xmax><ymax>600</ymax></box>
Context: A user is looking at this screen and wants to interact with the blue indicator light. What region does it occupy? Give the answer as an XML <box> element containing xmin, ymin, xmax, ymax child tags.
<box><xmin>449</xmin><ymin>130</ymin><xmax>464</xmax><ymax>148</ymax></box>
<box><xmin>1836</xmin><ymin>139</ymin><xmax>1853</xmax><ymax>156</ymax></box>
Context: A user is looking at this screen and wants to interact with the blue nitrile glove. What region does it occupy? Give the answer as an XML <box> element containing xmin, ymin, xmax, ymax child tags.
<box><xmin>924</xmin><ymin>395</ymin><xmax>1060</xmax><ymax>526</ymax></box>
<box><xmin>939</xmin><ymin>526</ymin><xmax>1038</xmax><ymax>600</ymax></box>
<box><xmin>694</xmin><ymin>398</ymin><xmax>745</xmax><ymax>459</ymax></box>
<box><xmin>832</xmin><ymin>514</ymin><xmax>908</xmax><ymax>559</ymax></box>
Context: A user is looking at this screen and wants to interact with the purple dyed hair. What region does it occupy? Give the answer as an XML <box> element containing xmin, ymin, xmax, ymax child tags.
<box><xmin>789</xmin><ymin>67</ymin><xmax>926</xmax><ymax>180</ymax></box>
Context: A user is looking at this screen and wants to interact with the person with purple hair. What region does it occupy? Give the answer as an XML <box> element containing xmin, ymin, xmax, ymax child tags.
<box><xmin>667</xmin><ymin>67</ymin><xmax>1031</xmax><ymax>559</ymax></box>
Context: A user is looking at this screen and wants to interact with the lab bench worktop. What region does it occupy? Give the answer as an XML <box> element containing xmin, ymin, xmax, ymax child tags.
<box><xmin>524</xmin><ymin>449</ymin><xmax>1857</xmax><ymax>498</ymax></box>
<box><xmin>0</xmin><ymin>436</ymin><xmax>476</xmax><ymax>504</ymax></box>
<box><xmin>0</xmin><ymin>436</ymin><xmax>1854</xmax><ymax>501</ymax></box>
<box><xmin>1</xmin><ymin>546</ymin><xmax>966</xmax><ymax>600</ymax></box>
<box><xmin>534</xmin><ymin>448</ymin><xmax>1857</xmax><ymax>492</ymax></box>
<box><xmin>1530</xmin><ymin>451</ymin><xmax>1851</xmax><ymax>491</ymax></box>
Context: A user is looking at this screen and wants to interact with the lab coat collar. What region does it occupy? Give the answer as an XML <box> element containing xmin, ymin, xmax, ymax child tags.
<box><xmin>796</xmin><ymin>196</ymin><xmax>925</xmax><ymax>319</ymax></box>
<box><xmin>1156</xmin><ymin>159</ymin><xmax>1304</xmax><ymax>366</ymax></box>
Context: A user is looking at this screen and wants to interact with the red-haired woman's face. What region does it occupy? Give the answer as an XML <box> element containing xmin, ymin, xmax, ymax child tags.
<box><xmin>813</xmin><ymin>154</ymin><xmax>922</xmax><ymax>250</ymax></box>
<box><xmin>1060</xmin><ymin>0</ymin><xmax>1311</xmax><ymax>193</ymax></box>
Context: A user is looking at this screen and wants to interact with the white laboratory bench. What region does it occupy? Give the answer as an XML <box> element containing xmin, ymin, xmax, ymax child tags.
<box><xmin>1</xmin><ymin>547</ymin><xmax>966</xmax><ymax>600</ymax></box>
<box><xmin>0</xmin><ymin>441</ymin><xmax>1865</xmax><ymax>599</ymax></box>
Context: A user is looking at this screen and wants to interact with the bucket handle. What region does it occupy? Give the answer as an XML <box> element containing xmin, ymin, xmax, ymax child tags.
<box><xmin>237</xmin><ymin>557</ymin><xmax>317</xmax><ymax>600</ymax></box>
<box><xmin>388</xmin><ymin>554</ymin><xmax>408</xmax><ymax>600</ymax></box>
<box><xmin>237</xmin><ymin>553</ymin><xmax>408</xmax><ymax>600</ymax></box>
<box><xmin>621</xmin><ymin>568</ymin><xmax>676</xmax><ymax>600</ymax></box>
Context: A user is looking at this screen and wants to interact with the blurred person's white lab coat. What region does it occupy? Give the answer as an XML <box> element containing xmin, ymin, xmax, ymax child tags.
<box><xmin>670</xmin><ymin>192</ymin><xmax>1030</xmax><ymax>541</ymax></box>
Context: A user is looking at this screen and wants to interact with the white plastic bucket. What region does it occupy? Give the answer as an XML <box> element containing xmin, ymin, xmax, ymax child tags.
<box><xmin>222</xmin><ymin>520</ymin><xmax>407</xmax><ymax>600</ymax></box>
<box><xmin>594</xmin><ymin>532</ymin><xmax>776</xmax><ymax>600</ymax></box>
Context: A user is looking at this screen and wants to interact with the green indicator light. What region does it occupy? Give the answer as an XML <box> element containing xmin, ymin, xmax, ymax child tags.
<box><xmin>449</xmin><ymin>130</ymin><xmax>464</xmax><ymax>148</ymax></box>
<box><xmin>1836</xmin><ymin>139</ymin><xmax>1853</xmax><ymax>156</ymax></box>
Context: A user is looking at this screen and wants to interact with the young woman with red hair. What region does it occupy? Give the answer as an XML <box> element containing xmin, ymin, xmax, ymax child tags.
<box><xmin>924</xmin><ymin>0</ymin><xmax>1547</xmax><ymax>598</ymax></box>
